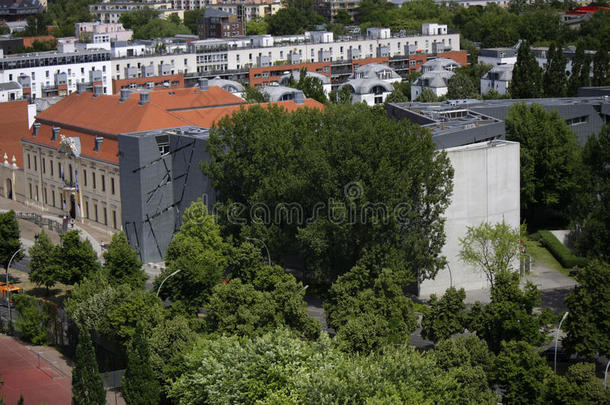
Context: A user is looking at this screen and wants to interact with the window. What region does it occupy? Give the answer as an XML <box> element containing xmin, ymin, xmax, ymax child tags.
<box><xmin>101</xmin><ymin>175</ymin><xmax>106</xmax><ymax>192</ymax></box>
<box><xmin>45</xmin><ymin>70</ymin><xmax>49</xmax><ymax>78</ymax></box>
<box><xmin>111</xmin><ymin>177</ymin><xmax>115</xmax><ymax>194</ymax></box>
<box><xmin>29</xmin><ymin>183</ymin><xmax>32</xmax><ymax>199</ymax></box>
<box><xmin>92</xmin><ymin>171</ymin><xmax>96</xmax><ymax>189</ymax></box>
<box><xmin>43</xmin><ymin>187</ymin><xmax>47</xmax><ymax>204</ymax></box>
<box><xmin>27</xmin><ymin>154</ymin><xmax>31</xmax><ymax>170</ymax></box>
<box><xmin>52</xmin><ymin>190</ymin><xmax>55</xmax><ymax>207</ymax></box>
<box><xmin>50</xmin><ymin>160</ymin><xmax>54</xmax><ymax>176</ymax></box>
<box><xmin>112</xmin><ymin>210</ymin><xmax>117</xmax><ymax>229</ymax></box>
<box><xmin>94</xmin><ymin>204</ymin><xmax>98</xmax><ymax>222</ymax></box>
<box><xmin>85</xmin><ymin>201</ymin><xmax>89</xmax><ymax>219</ymax></box>
<box><xmin>103</xmin><ymin>207</ymin><xmax>107</xmax><ymax>225</ymax></box>
<box><xmin>42</xmin><ymin>158</ymin><xmax>46</xmax><ymax>174</ymax></box>
<box><xmin>84</xmin><ymin>169</ymin><xmax>87</xmax><ymax>187</ymax></box>
<box><xmin>35</xmin><ymin>185</ymin><xmax>39</xmax><ymax>201</ymax></box>
<box><xmin>58</xmin><ymin>162</ymin><xmax>62</xmax><ymax>178</ymax></box>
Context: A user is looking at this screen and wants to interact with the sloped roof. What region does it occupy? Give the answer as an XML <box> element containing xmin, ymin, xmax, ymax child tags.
<box><xmin>172</xmin><ymin>99</ymin><xmax>323</xmax><ymax>127</ymax></box>
<box><xmin>339</xmin><ymin>78</ymin><xmax>394</xmax><ymax>94</ymax></box>
<box><xmin>0</xmin><ymin>100</ymin><xmax>29</xmax><ymax>168</ymax></box>
<box><xmin>208</xmin><ymin>77</ymin><xmax>245</xmax><ymax>93</ymax></box>
<box><xmin>24</xmin><ymin>86</ymin><xmax>322</xmax><ymax>165</ymax></box>
<box><xmin>350</xmin><ymin>63</ymin><xmax>401</xmax><ymax>80</ymax></box>
<box><xmin>260</xmin><ymin>85</ymin><xmax>303</xmax><ymax>102</ymax></box>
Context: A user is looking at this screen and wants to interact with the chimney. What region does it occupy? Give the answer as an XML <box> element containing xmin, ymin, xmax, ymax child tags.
<box><xmin>120</xmin><ymin>88</ymin><xmax>130</xmax><ymax>102</ymax></box>
<box><xmin>76</xmin><ymin>82</ymin><xmax>87</xmax><ymax>94</ymax></box>
<box><xmin>198</xmin><ymin>78</ymin><xmax>208</xmax><ymax>91</ymax></box>
<box><xmin>93</xmin><ymin>84</ymin><xmax>103</xmax><ymax>97</ymax></box>
<box><xmin>94</xmin><ymin>136</ymin><xmax>103</xmax><ymax>152</ymax></box>
<box><xmin>139</xmin><ymin>92</ymin><xmax>150</xmax><ymax>105</ymax></box>
<box><xmin>51</xmin><ymin>126</ymin><xmax>60</xmax><ymax>141</ymax></box>
<box><xmin>294</xmin><ymin>91</ymin><xmax>305</xmax><ymax>105</ymax></box>
<box><xmin>33</xmin><ymin>122</ymin><xmax>40</xmax><ymax>137</ymax></box>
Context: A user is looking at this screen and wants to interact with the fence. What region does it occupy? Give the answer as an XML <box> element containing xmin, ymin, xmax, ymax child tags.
<box><xmin>16</xmin><ymin>212</ymin><xmax>66</xmax><ymax>235</ymax></box>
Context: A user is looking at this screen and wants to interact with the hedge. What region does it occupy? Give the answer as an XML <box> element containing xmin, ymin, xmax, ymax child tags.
<box><xmin>538</xmin><ymin>230</ymin><xmax>588</xmax><ymax>269</ymax></box>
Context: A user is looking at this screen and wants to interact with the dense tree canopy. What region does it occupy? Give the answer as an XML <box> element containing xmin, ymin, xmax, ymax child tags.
<box><xmin>0</xmin><ymin>210</ymin><xmax>22</xmax><ymax>268</ymax></box>
<box><xmin>574</xmin><ymin>125</ymin><xmax>610</xmax><ymax>260</ymax></box>
<box><xmin>28</xmin><ymin>230</ymin><xmax>56</xmax><ymax>293</ymax></box>
<box><xmin>421</xmin><ymin>287</ymin><xmax>467</xmax><ymax>343</ymax></box>
<box><xmin>505</xmin><ymin>103</ymin><xmax>580</xmax><ymax>224</ymax></box>
<box><xmin>52</xmin><ymin>230</ymin><xmax>101</xmax><ymax>285</ymax></box>
<box><xmin>510</xmin><ymin>41</ymin><xmax>543</xmax><ymax>99</ymax></box>
<box><xmin>563</xmin><ymin>260</ymin><xmax>610</xmax><ymax>358</ymax></box>
<box><xmin>103</xmin><ymin>232</ymin><xmax>146</xmax><ymax>290</ymax></box>
<box><xmin>155</xmin><ymin>200</ymin><xmax>230</xmax><ymax>313</ymax></box>
<box><xmin>203</xmin><ymin>103</ymin><xmax>453</xmax><ymax>285</ymax></box>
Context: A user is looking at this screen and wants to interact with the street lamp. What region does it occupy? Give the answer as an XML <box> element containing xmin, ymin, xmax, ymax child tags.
<box><xmin>245</xmin><ymin>237</ymin><xmax>271</xmax><ymax>266</ymax></box>
<box><xmin>5</xmin><ymin>247</ymin><xmax>24</xmax><ymax>333</ymax></box>
<box><xmin>554</xmin><ymin>311</ymin><xmax>569</xmax><ymax>374</ymax></box>
<box><xmin>156</xmin><ymin>269</ymin><xmax>181</xmax><ymax>297</ymax></box>
<box><xmin>604</xmin><ymin>359</ymin><xmax>610</xmax><ymax>389</ymax></box>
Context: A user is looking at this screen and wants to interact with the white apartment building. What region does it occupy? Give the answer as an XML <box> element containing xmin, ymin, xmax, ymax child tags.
<box><xmin>75</xmin><ymin>22</ymin><xmax>134</xmax><ymax>43</ymax></box>
<box><xmin>478</xmin><ymin>47</ymin><xmax>518</xmax><ymax>66</ymax></box>
<box><xmin>0</xmin><ymin>49</ymin><xmax>112</xmax><ymax>99</ymax></box>
<box><xmin>111</xmin><ymin>53</ymin><xmax>197</xmax><ymax>80</ymax></box>
<box><xmin>187</xmin><ymin>24</ymin><xmax>460</xmax><ymax>73</ymax></box>
<box><xmin>89</xmin><ymin>1</ymin><xmax>184</xmax><ymax>24</ymax></box>
<box><xmin>0</xmin><ymin>82</ymin><xmax>23</xmax><ymax>102</ymax></box>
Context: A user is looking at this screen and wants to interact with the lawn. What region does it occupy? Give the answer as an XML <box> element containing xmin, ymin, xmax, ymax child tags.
<box><xmin>524</xmin><ymin>236</ymin><xmax>571</xmax><ymax>277</ymax></box>
<box><xmin>7</xmin><ymin>268</ymin><xmax>72</xmax><ymax>306</ymax></box>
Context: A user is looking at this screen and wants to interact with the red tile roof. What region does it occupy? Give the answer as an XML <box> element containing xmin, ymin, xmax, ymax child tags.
<box><xmin>24</xmin><ymin>87</ymin><xmax>323</xmax><ymax>165</ymax></box>
<box><xmin>0</xmin><ymin>100</ymin><xmax>29</xmax><ymax>168</ymax></box>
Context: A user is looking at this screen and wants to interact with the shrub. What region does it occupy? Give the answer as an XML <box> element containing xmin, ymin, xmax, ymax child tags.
<box><xmin>538</xmin><ymin>230</ymin><xmax>587</xmax><ymax>268</ymax></box>
<box><xmin>13</xmin><ymin>295</ymin><xmax>49</xmax><ymax>345</ymax></box>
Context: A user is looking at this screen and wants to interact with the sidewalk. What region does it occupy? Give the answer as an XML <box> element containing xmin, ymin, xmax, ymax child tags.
<box><xmin>0</xmin><ymin>198</ymin><xmax>115</xmax><ymax>258</ymax></box>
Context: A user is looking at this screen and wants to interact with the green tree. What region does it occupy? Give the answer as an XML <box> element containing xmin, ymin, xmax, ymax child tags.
<box><xmin>134</xmin><ymin>18</ymin><xmax>191</xmax><ymax>40</ymax></box>
<box><xmin>592</xmin><ymin>44</ymin><xmax>609</xmax><ymax>86</ymax></box>
<box><xmin>545</xmin><ymin>362</ymin><xmax>610</xmax><ymax>404</ymax></box>
<box><xmin>266</xmin><ymin>7</ymin><xmax>323</xmax><ymax>36</ymax></box>
<box><xmin>294</xmin><ymin>68</ymin><xmax>327</xmax><ymax>103</ymax></box>
<box><xmin>329</xmin><ymin>85</ymin><xmax>353</xmax><ymax>103</ymax></box>
<box><xmin>155</xmin><ymin>200</ymin><xmax>229</xmax><ymax>313</ymax></box>
<box><xmin>243</xmin><ymin>84</ymin><xmax>270</xmax><ymax>103</ymax></box>
<box><xmin>72</xmin><ymin>328</ymin><xmax>106</xmax><ymax>405</ymax></box>
<box><xmin>122</xmin><ymin>324</ymin><xmax>161</xmax><ymax>405</ymax></box>
<box><xmin>335</xmin><ymin>9</ymin><xmax>352</xmax><ymax>24</ymax></box>
<box><xmin>494</xmin><ymin>340</ymin><xmax>552</xmax><ymax>405</ymax></box>
<box><xmin>416</xmin><ymin>88</ymin><xmax>438</xmax><ymax>102</ymax></box>
<box><xmin>455</xmin><ymin>63</ymin><xmax>492</xmax><ymax>95</ymax></box>
<box><xmin>183</xmin><ymin>8</ymin><xmax>203</xmax><ymax>34</ymax></box>
<box><xmin>13</xmin><ymin>295</ymin><xmax>48</xmax><ymax>345</ymax></box>
<box><xmin>0</xmin><ymin>210</ymin><xmax>23</xmax><ymax>269</ymax></box>
<box><xmin>563</xmin><ymin>260</ymin><xmax>610</xmax><ymax>358</ymax></box>
<box><xmin>119</xmin><ymin>8</ymin><xmax>159</xmax><ymax>30</ymax></box>
<box><xmin>505</xmin><ymin>103</ymin><xmax>580</xmax><ymax>224</ymax></box>
<box><xmin>52</xmin><ymin>230</ymin><xmax>101</xmax><ymax>285</ymax></box>
<box><xmin>245</xmin><ymin>17</ymin><xmax>268</xmax><ymax>35</ymax></box>
<box><xmin>205</xmin><ymin>248</ymin><xmax>320</xmax><ymax>338</ymax></box>
<box><xmin>446</xmin><ymin>73</ymin><xmax>477</xmax><ymax>99</ymax></box>
<box><xmin>543</xmin><ymin>42</ymin><xmax>568</xmax><ymax>97</ymax></box>
<box><xmin>103</xmin><ymin>232</ymin><xmax>146</xmax><ymax>290</ymax></box>
<box><xmin>567</xmin><ymin>43</ymin><xmax>587</xmax><ymax>96</ymax></box>
<box><xmin>148</xmin><ymin>315</ymin><xmax>197</xmax><ymax>399</ymax></box>
<box><xmin>468</xmin><ymin>271</ymin><xmax>555</xmax><ymax>353</ymax></box>
<box><xmin>28</xmin><ymin>230</ymin><xmax>56</xmax><ymax>294</ymax></box>
<box><xmin>459</xmin><ymin>220</ymin><xmax>521</xmax><ymax>287</ymax></box>
<box><xmin>421</xmin><ymin>287</ymin><xmax>467</xmax><ymax>343</ymax></box>
<box><xmin>574</xmin><ymin>126</ymin><xmax>610</xmax><ymax>260</ymax></box>
<box><xmin>203</xmin><ymin>103</ymin><xmax>453</xmax><ymax>285</ymax></box>
<box><xmin>510</xmin><ymin>41</ymin><xmax>543</xmax><ymax>99</ymax></box>
<box><xmin>326</xmin><ymin>267</ymin><xmax>417</xmax><ymax>353</ymax></box>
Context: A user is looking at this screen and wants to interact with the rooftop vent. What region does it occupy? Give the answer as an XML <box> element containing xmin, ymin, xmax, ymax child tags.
<box><xmin>51</xmin><ymin>127</ymin><xmax>60</xmax><ymax>141</ymax></box>
<box><xmin>198</xmin><ymin>78</ymin><xmax>208</xmax><ymax>91</ymax></box>
<box><xmin>120</xmin><ymin>88</ymin><xmax>130</xmax><ymax>102</ymax></box>
<box><xmin>139</xmin><ymin>92</ymin><xmax>150</xmax><ymax>105</ymax></box>
<box><xmin>93</xmin><ymin>84</ymin><xmax>103</xmax><ymax>97</ymax></box>
<box><xmin>33</xmin><ymin>122</ymin><xmax>40</xmax><ymax>137</ymax></box>
<box><xmin>294</xmin><ymin>91</ymin><xmax>305</xmax><ymax>105</ymax></box>
<box><xmin>76</xmin><ymin>82</ymin><xmax>87</xmax><ymax>94</ymax></box>
<box><xmin>94</xmin><ymin>136</ymin><xmax>103</xmax><ymax>152</ymax></box>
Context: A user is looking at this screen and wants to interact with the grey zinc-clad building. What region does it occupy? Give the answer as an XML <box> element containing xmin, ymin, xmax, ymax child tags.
<box><xmin>119</xmin><ymin>126</ymin><xmax>217</xmax><ymax>263</ymax></box>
